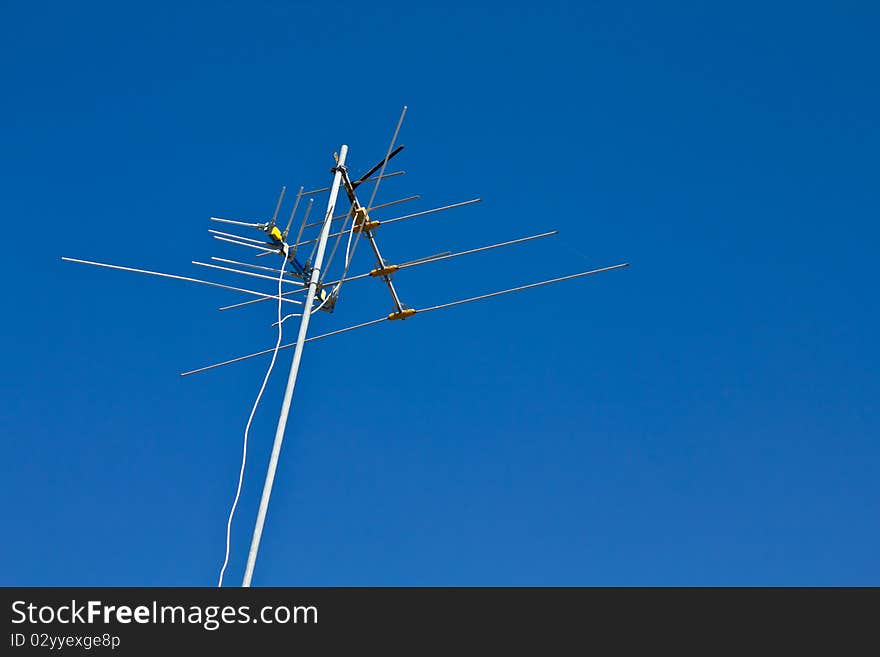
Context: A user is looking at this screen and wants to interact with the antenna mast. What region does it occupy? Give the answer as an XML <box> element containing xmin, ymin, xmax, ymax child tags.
<box><xmin>241</xmin><ymin>145</ymin><xmax>349</xmax><ymax>587</ymax></box>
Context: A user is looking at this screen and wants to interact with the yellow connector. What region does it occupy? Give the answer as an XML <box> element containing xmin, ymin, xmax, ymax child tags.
<box><xmin>354</xmin><ymin>220</ymin><xmax>380</xmax><ymax>233</ymax></box>
<box><xmin>387</xmin><ymin>308</ymin><xmax>416</xmax><ymax>321</ymax></box>
<box><xmin>352</xmin><ymin>206</ymin><xmax>380</xmax><ymax>232</ymax></box>
<box><xmin>370</xmin><ymin>264</ymin><xmax>399</xmax><ymax>277</ymax></box>
<box><xmin>353</xmin><ymin>207</ymin><xmax>369</xmax><ymax>225</ymax></box>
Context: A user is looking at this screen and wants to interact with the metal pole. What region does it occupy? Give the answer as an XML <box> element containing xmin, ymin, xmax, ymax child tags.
<box><xmin>241</xmin><ymin>144</ymin><xmax>349</xmax><ymax>587</ymax></box>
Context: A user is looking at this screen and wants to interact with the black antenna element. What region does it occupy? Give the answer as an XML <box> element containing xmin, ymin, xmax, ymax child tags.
<box><xmin>353</xmin><ymin>145</ymin><xmax>405</xmax><ymax>188</ymax></box>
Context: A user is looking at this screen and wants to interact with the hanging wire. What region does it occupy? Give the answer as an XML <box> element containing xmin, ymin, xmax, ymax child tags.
<box><xmin>217</xmin><ymin>255</ymin><xmax>288</xmax><ymax>587</ymax></box>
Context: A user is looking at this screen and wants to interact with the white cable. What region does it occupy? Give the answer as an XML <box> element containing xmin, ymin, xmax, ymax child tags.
<box><xmin>273</xmin><ymin>312</ymin><xmax>302</xmax><ymax>327</ymax></box>
<box><xmin>320</xmin><ymin>203</ymin><xmax>362</xmax><ymax>308</ymax></box>
<box><xmin>217</xmin><ymin>251</ymin><xmax>288</xmax><ymax>587</ymax></box>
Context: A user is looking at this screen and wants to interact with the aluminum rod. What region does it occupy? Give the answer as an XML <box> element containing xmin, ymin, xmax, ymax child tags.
<box><xmin>221</xmin><ymin>268</ymin><xmax>372</xmax><ymax>313</ymax></box>
<box><xmin>218</xmin><ymin>289</ymin><xmax>305</xmax><ymax>311</ymax></box>
<box><xmin>269</xmin><ymin>186</ymin><xmax>286</xmax><ymax>226</ymax></box>
<box><xmin>241</xmin><ymin>144</ymin><xmax>349</xmax><ymax>588</ymax></box>
<box><xmin>215</xmin><ymin>229</ymin><xmax>553</xmax><ymax>312</ymax></box>
<box><xmin>305</xmin><ymin>194</ymin><xmax>420</xmax><ymax>230</ymax></box>
<box><xmin>290</xmin><ymin>198</ymin><xmax>315</xmax><ymax>252</ymax></box>
<box><xmin>283</xmin><ymin>186</ymin><xmax>305</xmax><ymax>238</ymax></box>
<box><xmin>183</xmin><ymin>262</ymin><xmax>629</xmax><ymax>376</ymax></box>
<box><xmin>293</xmin><ymin>198</ymin><xmax>482</xmax><ymax>250</ymax></box>
<box><xmin>300</xmin><ymin>170</ymin><xmax>403</xmax><ymax>196</ymax></box>
<box><xmin>213</xmin><ymin>235</ymin><xmax>278</xmax><ymax>254</ymax></box>
<box><xmin>357</xmin><ymin>218</ymin><xmax>402</xmax><ymax>312</ymax></box>
<box><xmin>191</xmin><ymin>261</ymin><xmax>305</xmax><ymax>286</ymax></box>
<box><xmin>316</xmin><ymin>232</ymin><xmax>555</xmax><ymax>288</ymax></box>
<box><xmin>365</xmin><ymin>194</ymin><xmax>420</xmax><ymax>214</ymax></box>
<box><xmin>180</xmin><ymin>316</ymin><xmax>387</xmax><ymax>377</ymax></box>
<box><xmin>397</xmin><ymin>231</ymin><xmax>557</xmax><ymax>272</ymax></box>
<box><xmin>211</xmin><ymin>257</ymin><xmax>300</xmax><ymax>278</ymax></box>
<box><xmin>378</xmin><ymin>198</ymin><xmax>481</xmax><ymax>227</ymax></box>
<box><xmin>417</xmin><ymin>263</ymin><xmax>630</xmax><ymax>314</ymax></box>
<box><xmin>401</xmin><ymin>250</ymin><xmax>453</xmax><ymax>266</ymax></box>
<box><xmin>209</xmin><ymin>229</ymin><xmax>271</xmax><ymax>245</ymax></box>
<box><xmin>60</xmin><ymin>257</ymin><xmax>302</xmax><ymax>304</ymax></box>
<box><xmin>211</xmin><ymin>216</ymin><xmax>264</xmax><ymax>228</ymax></box>
<box><xmin>304</xmin><ymin>222</ymin><xmax>320</xmax><ymax>268</ymax></box>
<box><xmin>319</xmin><ymin>202</ymin><xmax>356</xmax><ymax>285</ymax></box>
<box><xmin>367</xmin><ymin>105</ymin><xmax>407</xmax><ymax>211</ymax></box>
<box><xmin>324</xmin><ymin>206</ymin><xmax>352</xmax><ymax>228</ymax></box>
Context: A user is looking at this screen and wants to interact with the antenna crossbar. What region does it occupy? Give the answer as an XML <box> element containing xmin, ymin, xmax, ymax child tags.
<box><xmin>192</xmin><ymin>261</ymin><xmax>307</xmax><ymax>287</ymax></box>
<box><xmin>299</xmin><ymin>170</ymin><xmax>404</xmax><ymax>196</ymax></box>
<box><xmin>215</xmin><ymin>230</ymin><xmax>557</xmax><ymax>312</ymax></box>
<box><xmin>61</xmin><ymin>257</ymin><xmax>303</xmax><ymax>305</ymax></box>
<box><xmin>181</xmin><ymin>263</ymin><xmax>628</xmax><ymax>377</ymax></box>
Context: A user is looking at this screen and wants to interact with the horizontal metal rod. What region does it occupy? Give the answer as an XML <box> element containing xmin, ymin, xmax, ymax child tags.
<box><xmin>418</xmin><ymin>263</ymin><xmax>630</xmax><ymax>314</ymax></box>
<box><xmin>398</xmin><ymin>231</ymin><xmax>556</xmax><ymax>271</ymax></box>
<box><xmin>210</xmin><ymin>216</ymin><xmax>264</xmax><ymax>228</ymax></box>
<box><xmin>180</xmin><ymin>317</ymin><xmax>388</xmax><ymax>376</ymax></box>
<box><xmin>61</xmin><ymin>257</ymin><xmax>302</xmax><ymax>304</ymax></box>
<box><xmin>210</xmin><ymin>257</ymin><xmax>299</xmax><ymax>278</ymax></box>
<box><xmin>227</xmin><ymin>253</ymin><xmax>455</xmax><ymax>311</ymax></box>
<box><xmin>215</xmin><ymin>245</ymin><xmax>473</xmax><ymax>313</ymax></box>
<box><xmin>401</xmin><ymin>251</ymin><xmax>453</xmax><ymax>266</ymax></box>
<box><xmin>304</xmin><ymin>194</ymin><xmax>421</xmax><ymax>230</ymax></box>
<box><xmin>213</xmin><ymin>235</ymin><xmax>278</xmax><ymax>254</ymax></box>
<box><xmin>369</xmin><ymin>194</ymin><xmax>421</xmax><ymax>214</ymax></box>
<box><xmin>294</xmin><ymin>198</ymin><xmax>482</xmax><ymax>250</ymax></box>
<box><xmin>192</xmin><ymin>261</ymin><xmax>305</xmax><ymax>286</ymax></box>
<box><xmin>291</xmin><ymin>228</ymin><xmax>346</xmax><ymax>250</ymax></box>
<box><xmin>300</xmin><ymin>170</ymin><xmax>404</xmax><ymax>196</ymax></box>
<box><xmin>218</xmin><ymin>290</ymin><xmax>302</xmax><ymax>312</ymax></box>
<box><xmin>209</xmin><ymin>229</ymin><xmax>268</xmax><ymax>246</ymax></box>
<box><xmin>307</xmin><ymin>206</ymin><xmax>351</xmax><ymax>232</ymax></box>
<box><xmin>317</xmin><ymin>231</ymin><xmax>554</xmax><ymax>288</ymax></box>
<box><xmin>215</xmin><ymin>230</ymin><xmax>550</xmax><ymax>311</ymax></box>
<box><xmin>378</xmin><ymin>198</ymin><xmax>481</xmax><ymax>227</ymax></box>
<box><xmin>181</xmin><ymin>262</ymin><xmax>629</xmax><ymax>376</ymax></box>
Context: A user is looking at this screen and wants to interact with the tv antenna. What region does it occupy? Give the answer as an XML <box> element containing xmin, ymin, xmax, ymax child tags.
<box><xmin>62</xmin><ymin>106</ymin><xmax>629</xmax><ymax>586</ymax></box>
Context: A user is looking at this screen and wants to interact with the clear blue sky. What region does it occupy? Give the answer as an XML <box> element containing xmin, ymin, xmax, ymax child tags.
<box><xmin>2</xmin><ymin>1</ymin><xmax>877</xmax><ymax>585</ymax></box>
